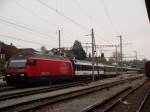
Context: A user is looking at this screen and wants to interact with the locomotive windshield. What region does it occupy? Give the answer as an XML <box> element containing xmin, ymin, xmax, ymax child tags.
<box><xmin>8</xmin><ymin>59</ymin><xmax>27</xmax><ymax>68</ymax></box>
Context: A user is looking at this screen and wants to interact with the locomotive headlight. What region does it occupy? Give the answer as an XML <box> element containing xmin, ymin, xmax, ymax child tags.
<box><xmin>7</xmin><ymin>75</ymin><xmax>10</xmax><ymax>77</ymax></box>
<box><xmin>20</xmin><ymin>74</ymin><xmax>24</xmax><ymax>76</ymax></box>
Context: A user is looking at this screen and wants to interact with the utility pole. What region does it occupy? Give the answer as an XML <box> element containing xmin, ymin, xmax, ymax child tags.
<box><xmin>115</xmin><ymin>45</ymin><xmax>118</xmax><ymax>74</ymax></box>
<box><xmin>120</xmin><ymin>35</ymin><xmax>123</xmax><ymax>74</ymax></box>
<box><xmin>58</xmin><ymin>30</ymin><xmax>61</xmax><ymax>53</ymax></box>
<box><xmin>91</xmin><ymin>28</ymin><xmax>95</xmax><ymax>81</ymax></box>
<box><xmin>115</xmin><ymin>45</ymin><xmax>118</xmax><ymax>62</ymax></box>
<box><xmin>135</xmin><ymin>51</ymin><xmax>138</xmax><ymax>69</ymax></box>
<box><xmin>116</xmin><ymin>35</ymin><xmax>123</xmax><ymax>74</ymax></box>
<box><xmin>119</xmin><ymin>35</ymin><xmax>123</xmax><ymax>63</ymax></box>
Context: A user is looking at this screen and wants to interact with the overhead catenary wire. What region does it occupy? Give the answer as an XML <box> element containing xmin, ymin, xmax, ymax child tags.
<box><xmin>15</xmin><ymin>0</ymin><xmax>115</xmax><ymax>46</ymax></box>
<box><xmin>15</xmin><ymin>0</ymin><xmax>97</xmax><ymax>46</ymax></box>
<box><xmin>72</xmin><ymin>0</ymin><xmax>115</xmax><ymax>45</ymax></box>
<box><xmin>0</xmin><ymin>16</ymin><xmax>79</xmax><ymax>46</ymax></box>
<box><xmin>0</xmin><ymin>16</ymin><xmax>57</xmax><ymax>40</ymax></box>
<box><xmin>84</xmin><ymin>0</ymin><xmax>119</xmax><ymax>46</ymax></box>
<box><xmin>0</xmin><ymin>16</ymin><xmax>77</xmax><ymax>43</ymax></box>
<box><xmin>36</xmin><ymin>0</ymin><xmax>89</xmax><ymax>32</ymax></box>
<box><xmin>68</xmin><ymin>0</ymin><xmax>115</xmax><ymax>45</ymax></box>
<box><xmin>101</xmin><ymin>0</ymin><xmax>118</xmax><ymax>34</ymax></box>
<box><xmin>94</xmin><ymin>33</ymin><xmax>114</xmax><ymax>45</ymax></box>
<box><xmin>0</xmin><ymin>34</ymin><xmax>53</xmax><ymax>47</ymax></box>
<box><xmin>14</xmin><ymin>0</ymin><xmax>57</xmax><ymax>28</ymax></box>
<box><xmin>72</xmin><ymin>0</ymin><xmax>92</xmax><ymax>27</ymax></box>
<box><xmin>15</xmin><ymin>0</ymin><xmax>94</xmax><ymax>46</ymax></box>
<box><xmin>15</xmin><ymin>0</ymin><xmax>88</xmax><ymax>46</ymax></box>
<box><xmin>1</xmin><ymin>0</ymin><xmax>121</xmax><ymax>51</ymax></box>
<box><xmin>14</xmin><ymin>0</ymin><xmax>76</xmax><ymax>45</ymax></box>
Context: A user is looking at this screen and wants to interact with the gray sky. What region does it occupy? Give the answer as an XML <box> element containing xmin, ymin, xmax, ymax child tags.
<box><xmin>0</xmin><ymin>0</ymin><xmax>150</xmax><ymax>60</ymax></box>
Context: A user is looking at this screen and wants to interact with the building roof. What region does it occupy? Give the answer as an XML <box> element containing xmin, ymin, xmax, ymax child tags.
<box><xmin>19</xmin><ymin>48</ymin><xmax>37</xmax><ymax>53</ymax></box>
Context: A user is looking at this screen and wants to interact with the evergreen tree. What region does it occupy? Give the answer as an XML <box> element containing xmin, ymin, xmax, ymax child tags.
<box><xmin>72</xmin><ymin>40</ymin><xmax>86</xmax><ymax>60</ymax></box>
<box><xmin>40</xmin><ymin>46</ymin><xmax>47</xmax><ymax>54</ymax></box>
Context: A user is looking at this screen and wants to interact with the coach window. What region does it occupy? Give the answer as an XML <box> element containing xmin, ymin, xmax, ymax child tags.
<box><xmin>85</xmin><ymin>65</ymin><xmax>88</xmax><ymax>71</ymax></box>
<box><xmin>84</xmin><ymin>65</ymin><xmax>86</xmax><ymax>70</ymax></box>
<box><xmin>75</xmin><ymin>65</ymin><xmax>78</xmax><ymax>71</ymax></box>
<box><xmin>77</xmin><ymin>65</ymin><xmax>79</xmax><ymax>71</ymax></box>
<box><xmin>80</xmin><ymin>65</ymin><xmax>82</xmax><ymax>70</ymax></box>
<box><xmin>87</xmin><ymin>65</ymin><xmax>90</xmax><ymax>71</ymax></box>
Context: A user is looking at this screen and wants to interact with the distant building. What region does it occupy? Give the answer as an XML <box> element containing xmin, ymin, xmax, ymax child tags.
<box><xmin>63</xmin><ymin>50</ymin><xmax>75</xmax><ymax>58</ymax></box>
<box><xmin>50</xmin><ymin>47</ymin><xmax>75</xmax><ymax>58</ymax></box>
<box><xmin>0</xmin><ymin>42</ymin><xmax>18</xmax><ymax>60</ymax></box>
<box><xmin>0</xmin><ymin>43</ymin><xmax>5</xmax><ymax>60</ymax></box>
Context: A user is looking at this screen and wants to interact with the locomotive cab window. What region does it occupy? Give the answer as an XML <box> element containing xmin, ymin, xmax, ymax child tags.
<box><xmin>8</xmin><ymin>59</ymin><xmax>27</xmax><ymax>68</ymax></box>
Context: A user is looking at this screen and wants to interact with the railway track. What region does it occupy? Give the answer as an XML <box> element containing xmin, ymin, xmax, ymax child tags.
<box><xmin>0</xmin><ymin>86</ymin><xmax>15</xmax><ymax>92</ymax></box>
<box><xmin>95</xmin><ymin>82</ymin><xmax>145</xmax><ymax>112</ymax></box>
<box><xmin>0</xmin><ymin>80</ymin><xmax>16</xmax><ymax>92</ymax></box>
<box><xmin>137</xmin><ymin>88</ymin><xmax>150</xmax><ymax>112</ymax></box>
<box><xmin>0</xmin><ymin>75</ymin><xmax>144</xmax><ymax>112</ymax></box>
<box><xmin>0</xmin><ymin>80</ymin><xmax>90</xmax><ymax>101</ymax></box>
<box><xmin>81</xmin><ymin>86</ymin><xmax>133</xmax><ymax>112</ymax></box>
<box><xmin>0</xmin><ymin>84</ymin><xmax>7</xmax><ymax>87</ymax></box>
<box><xmin>0</xmin><ymin>83</ymin><xmax>7</xmax><ymax>88</ymax></box>
<box><xmin>82</xmin><ymin>79</ymin><xmax>150</xmax><ymax>112</ymax></box>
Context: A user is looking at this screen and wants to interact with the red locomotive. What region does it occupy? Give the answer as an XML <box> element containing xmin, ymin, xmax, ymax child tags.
<box><xmin>5</xmin><ymin>52</ymin><xmax>74</xmax><ymax>85</ymax></box>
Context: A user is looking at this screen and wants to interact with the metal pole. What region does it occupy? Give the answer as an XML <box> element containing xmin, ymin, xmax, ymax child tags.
<box><xmin>85</xmin><ymin>43</ymin><xmax>88</xmax><ymax>57</ymax></box>
<box><xmin>91</xmin><ymin>28</ymin><xmax>95</xmax><ymax>81</ymax></box>
<box><xmin>58</xmin><ymin>30</ymin><xmax>61</xmax><ymax>52</ymax></box>
<box><xmin>135</xmin><ymin>51</ymin><xmax>138</xmax><ymax>69</ymax></box>
<box><xmin>119</xmin><ymin>35</ymin><xmax>123</xmax><ymax>74</ymax></box>
<box><xmin>115</xmin><ymin>45</ymin><xmax>118</xmax><ymax>74</ymax></box>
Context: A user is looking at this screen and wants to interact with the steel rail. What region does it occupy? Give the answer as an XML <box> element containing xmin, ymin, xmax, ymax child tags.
<box><xmin>82</xmin><ymin>80</ymin><xmax>146</xmax><ymax>112</ymax></box>
<box><xmin>102</xmin><ymin>81</ymin><xmax>146</xmax><ymax>112</ymax></box>
<box><xmin>0</xmin><ymin>75</ymin><xmax>143</xmax><ymax>101</ymax></box>
<box><xmin>0</xmin><ymin>76</ymin><xmax>143</xmax><ymax>112</ymax></box>
<box><xmin>136</xmin><ymin>88</ymin><xmax>150</xmax><ymax>112</ymax></box>
<box><xmin>0</xmin><ymin>86</ymin><xmax>15</xmax><ymax>92</ymax></box>
<box><xmin>0</xmin><ymin>81</ymin><xmax>90</xmax><ymax>101</ymax></box>
<box><xmin>0</xmin><ymin>82</ymin><xmax>7</xmax><ymax>87</ymax></box>
<box><xmin>81</xmin><ymin>87</ymin><xmax>132</xmax><ymax>112</ymax></box>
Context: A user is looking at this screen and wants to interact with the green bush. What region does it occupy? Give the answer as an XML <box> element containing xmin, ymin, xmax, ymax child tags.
<box><xmin>0</xmin><ymin>72</ymin><xmax>3</xmax><ymax>77</ymax></box>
